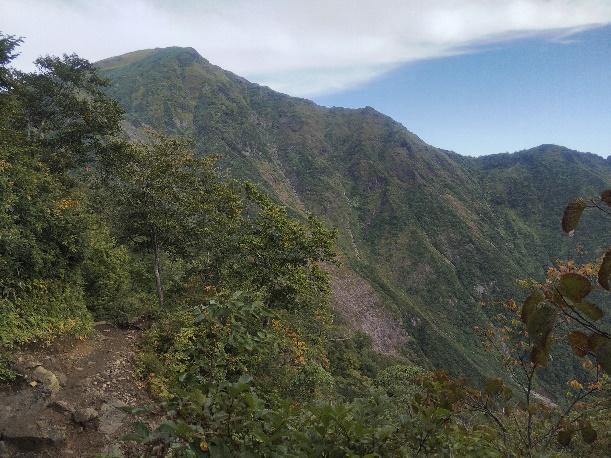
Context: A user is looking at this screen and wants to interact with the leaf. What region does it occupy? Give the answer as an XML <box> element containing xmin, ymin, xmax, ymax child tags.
<box><xmin>593</xmin><ymin>340</ymin><xmax>611</xmax><ymax>375</ymax></box>
<box><xmin>562</xmin><ymin>199</ymin><xmax>587</xmax><ymax>233</ymax></box>
<box><xmin>588</xmin><ymin>334</ymin><xmax>608</xmax><ymax>351</ymax></box>
<box><xmin>485</xmin><ymin>378</ymin><xmax>503</xmax><ymax>396</ymax></box>
<box><xmin>527</xmin><ymin>303</ymin><xmax>556</xmax><ymax>367</ymax></box>
<box><xmin>531</xmin><ymin>342</ymin><xmax>551</xmax><ymax>367</ymax></box>
<box><xmin>601</xmin><ymin>189</ymin><xmax>611</xmax><ymax>207</ymax></box>
<box><xmin>527</xmin><ymin>304</ymin><xmax>556</xmax><ymax>341</ymax></box>
<box><xmin>501</xmin><ymin>386</ymin><xmax>513</xmax><ymax>401</ymax></box>
<box><xmin>580</xmin><ymin>422</ymin><xmax>597</xmax><ymax>444</ymax></box>
<box><xmin>521</xmin><ymin>290</ymin><xmax>545</xmax><ymax>324</ymax></box>
<box><xmin>574</xmin><ymin>302</ymin><xmax>603</xmax><ymax>321</ymax></box>
<box><xmin>568</xmin><ymin>331</ymin><xmax>590</xmax><ymax>357</ymax></box>
<box><xmin>557</xmin><ymin>429</ymin><xmax>573</xmax><ymax>446</ymax></box>
<box><xmin>598</xmin><ymin>249</ymin><xmax>611</xmax><ymax>290</ymax></box>
<box><xmin>558</xmin><ymin>273</ymin><xmax>592</xmax><ymax>301</ymax></box>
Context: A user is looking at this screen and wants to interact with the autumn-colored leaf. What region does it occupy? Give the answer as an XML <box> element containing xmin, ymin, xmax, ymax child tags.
<box><xmin>598</xmin><ymin>249</ymin><xmax>611</xmax><ymax>290</ymax></box>
<box><xmin>557</xmin><ymin>429</ymin><xmax>573</xmax><ymax>446</ymax></box>
<box><xmin>594</xmin><ymin>340</ymin><xmax>611</xmax><ymax>375</ymax></box>
<box><xmin>568</xmin><ymin>331</ymin><xmax>590</xmax><ymax>357</ymax></box>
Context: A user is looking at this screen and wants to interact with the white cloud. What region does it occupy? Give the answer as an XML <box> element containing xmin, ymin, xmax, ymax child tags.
<box><xmin>1</xmin><ymin>0</ymin><xmax>610</xmax><ymax>96</ymax></box>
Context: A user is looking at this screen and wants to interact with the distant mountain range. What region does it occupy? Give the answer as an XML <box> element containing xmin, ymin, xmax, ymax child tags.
<box><xmin>97</xmin><ymin>46</ymin><xmax>611</xmax><ymax>391</ymax></box>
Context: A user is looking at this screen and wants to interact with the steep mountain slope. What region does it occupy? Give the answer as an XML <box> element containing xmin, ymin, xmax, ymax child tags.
<box><xmin>97</xmin><ymin>47</ymin><xmax>611</xmax><ymax>387</ymax></box>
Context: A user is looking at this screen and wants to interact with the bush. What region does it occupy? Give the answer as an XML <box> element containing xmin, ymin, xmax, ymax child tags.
<box><xmin>81</xmin><ymin>223</ymin><xmax>154</xmax><ymax>323</ymax></box>
<box><xmin>0</xmin><ymin>280</ymin><xmax>93</xmax><ymax>375</ymax></box>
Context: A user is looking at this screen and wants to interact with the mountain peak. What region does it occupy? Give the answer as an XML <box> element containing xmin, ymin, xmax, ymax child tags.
<box><xmin>96</xmin><ymin>46</ymin><xmax>207</xmax><ymax>70</ymax></box>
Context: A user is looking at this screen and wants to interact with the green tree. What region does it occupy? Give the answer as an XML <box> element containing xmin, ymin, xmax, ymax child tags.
<box><xmin>1</xmin><ymin>34</ymin><xmax>141</xmax><ymax>366</ymax></box>
<box><xmin>97</xmin><ymin>134</ymin><xmax>242</xmax><ymax>306</ymax></box>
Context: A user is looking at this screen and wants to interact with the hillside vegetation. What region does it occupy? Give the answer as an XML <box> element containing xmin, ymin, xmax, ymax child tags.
<box><xmin>99</xmin><ymin>46</ymin><xmax>610</xmax><ymax>388</ymax></box>
<box><xmin>1</xmin><ymin>35</ymin><xmax>610</xmax><ymax>456</ymax></box>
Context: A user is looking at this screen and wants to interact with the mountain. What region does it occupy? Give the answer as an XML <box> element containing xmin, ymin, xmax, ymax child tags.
<box><xmin>97</xmin><ymin>47</ymin><xmax>611</xmax><ymax>388</ymax></box>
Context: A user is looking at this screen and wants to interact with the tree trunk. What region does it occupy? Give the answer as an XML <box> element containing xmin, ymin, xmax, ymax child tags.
<box><xmin>152</xmin><ymin>229</ymin><xmax>164</xmax><ymax>307</ymax></box>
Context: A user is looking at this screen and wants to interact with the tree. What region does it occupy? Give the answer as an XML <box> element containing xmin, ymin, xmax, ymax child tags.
<box><xmin>475</xmin><ymin>189</ymin><xmax>611</xmax><ymax>455</ymax></box>
<box><xmin>0</xmin><ymin>33</ymin><xmax>22</xmax><ymax>93</ymax></box>
<box><xmin>12</xmin><ymin>53</ymin><xmax>123</xmax><ymax>174</ymax></box>
<box><xmin>98</xmin><ymin>133</ymin><xmax>241</xmax><ymax>306</ymax></box>
<box><xmin>1</xmin><ymin>34</ymin><xmax>142</xmax><ymax>368</ymax></box>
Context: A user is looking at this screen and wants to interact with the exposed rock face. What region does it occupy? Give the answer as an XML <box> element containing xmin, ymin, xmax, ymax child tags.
<box><xmin>327</xmin><ymin>263</ymin><xmax>408</xmax><ymax>355</ymax></box>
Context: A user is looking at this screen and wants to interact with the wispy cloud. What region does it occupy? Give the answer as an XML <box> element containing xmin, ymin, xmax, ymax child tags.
<box><xmin>2</xmin><ymin>0</ymin><xmax>611</xmax><ymax>96</ymax></box>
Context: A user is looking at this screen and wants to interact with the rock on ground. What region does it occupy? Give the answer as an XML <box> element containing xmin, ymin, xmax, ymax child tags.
<box><xmin>0</xmin><ymin>322</ymin><xmax>156</xmax><ymax>457</ymax></box>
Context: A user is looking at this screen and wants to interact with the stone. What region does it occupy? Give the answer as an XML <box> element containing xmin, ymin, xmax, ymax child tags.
<box><xmin>73</xmin><ymin>407</ymin><xmax>98</xmax><ymax>425</ymax></box>
<box><xmin>1</xmin><ymin>423</ymin><xmax>66</xmax><ymax>450</ymax></box>
<box><xmin>0</xmin><ymin>441</ymin><xmax>10</xmax><ymax>458</ymax></box>
<box><xmin>25</xmin><ymin>361</ymin><xmax>43</xmax><ymax>369</ymax></box>
<box><xmin>55</xmin><ymin>371</ymin><xmax>68</xmax><ymax>386</ymax></box>
<box><xmin>32</xmin><ymin>366</ymin><xmax>61</xmax><ymax>393</ymax></box>
<box><xmin>98</xmin><ymin>402</ymin><xmax>127</xmax><ymax>435</ymax></box>
<box><xmin>50</xmin><ymin>400</ymin><xmax>74</xmax><ymax>415</ymax></box>
<box><xmin>102</xmin><ymin>443</ymin><xmax>124</xmax><ymax>458</ymax></box>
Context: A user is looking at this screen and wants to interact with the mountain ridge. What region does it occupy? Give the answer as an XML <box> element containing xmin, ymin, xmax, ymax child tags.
<box><xmin>98</xmin><ymin>46</ymin><xmax>610</xmax><ymax>161</ymax></box>
<box><xmin>97</xmin><ymin>46</ymin><xmax>611</xmax><ymax>390</ymax></box>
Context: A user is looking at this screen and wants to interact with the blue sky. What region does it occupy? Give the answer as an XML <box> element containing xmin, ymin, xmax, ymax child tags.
<box><xmin>315</xmin><ymin>25</ymin><xmax>611</xmax><ymax>157</ymax></box>
<box><xmin>3</xmin><ymin>1</ymin><xmax>611</xmax><ymax>156</ymax></box>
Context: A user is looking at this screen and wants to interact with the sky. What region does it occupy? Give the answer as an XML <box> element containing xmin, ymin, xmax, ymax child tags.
<box><xmin>1</xmin><ymin>0</ymin><xmax>610</xmax><ymax>156</ymax></box>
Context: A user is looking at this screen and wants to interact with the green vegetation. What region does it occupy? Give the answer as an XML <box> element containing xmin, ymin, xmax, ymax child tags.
<box><xmin>1</xmin><ymin>35</ymin><xmax>610</xmax><ymax>456</ymax></box>
<box><xmin>0</xmin><ymin>34</ymin><xmax>130</xmax><ymax>357</ymax></box>
<box><xmin>98</xmin><ymin>47</ymin><xmax>611</xmax><ymax>391</ymax></box>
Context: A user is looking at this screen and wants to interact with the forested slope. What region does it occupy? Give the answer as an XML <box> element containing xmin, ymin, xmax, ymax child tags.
<box><xmin>99</xmin><ymin>47</ymin><xmax>611</xmax><ymax>385</ymax></box>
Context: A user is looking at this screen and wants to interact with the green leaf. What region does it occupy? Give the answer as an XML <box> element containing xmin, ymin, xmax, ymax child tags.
<box><xmin>521</xmin><ymin>290</ymin><xmax>545</xmax><ymax>324</ymax></box>
<box><xmin>598</xmin><ymin>249</ymin><xmax>611</xmax><ymax>290</ymax></box>
<box><xmin>557</xmin><ymin>429</ymin><xmax>573</xmax><ymax>446</ymax></box>
<box><xmin>558</xmin><ymin>273</ymin><xmax>592</xmax><ymax>301</ymax></box>
<box><xmin>568</xmin><ymin>331</ymin><xmax>590</xmax><ymax>357</ymax></box>
<box><xmin>601</xmin><ymin>189</ymin><xmax>611</xmax><ymax>207</ymax></box>
<box><xmin>174</xmin><ymin>421</ymin><xmax>194</xmax><ymax>440</ymax></box>
<box><xmin>574</xmin><ymin>302</ymin><xmax>603</xmax><ymax>321</ymax></box>
<box><xmin>527</xmin><ymin>302</ymin><xmax>556</xmax><ymax>367</ymax></box>
<box><xmin>562</xmin><ymin>199</ymin><xmax>587</xmax><ymax>233</ymax></box>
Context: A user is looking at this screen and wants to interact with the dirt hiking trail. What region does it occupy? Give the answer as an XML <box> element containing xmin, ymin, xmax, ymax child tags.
<box><xmin>0</xmin><ymin>322</ymin><xmax>156</xmax><ymax>457</ymax></box>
